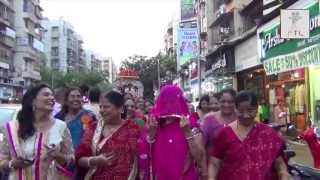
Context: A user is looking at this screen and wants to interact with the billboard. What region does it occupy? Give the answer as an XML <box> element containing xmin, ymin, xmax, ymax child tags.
<box><xmin>177</xmin><ymin>28</ymin><xmax>199</xmax><ymax>66</ymax></box>
<box><xmin>181</xmin><ymin>0</ymin><xmax>194</xmax><ymax>21</ymax></box>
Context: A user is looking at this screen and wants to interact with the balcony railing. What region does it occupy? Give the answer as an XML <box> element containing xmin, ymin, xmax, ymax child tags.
<box><xmin>0</xmin><ymin>34</ymin><xmax>15</xmax><ymax>48</ymax></box>
<box><xmin>211</xmin><ymin>2</ymin><xmax>235</xmax><ymax>27</ymax></box>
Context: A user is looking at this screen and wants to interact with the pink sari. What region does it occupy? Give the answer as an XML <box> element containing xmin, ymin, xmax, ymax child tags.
<box><xmin>211</xmin><ymin>123</ymin><xmax>285</xmax><ymax>180</ymax></box>
<box><xmin>137</xmin><ymin>85</ymin><xmax>198</xmax><ymax>180</ymax></box>
<box><xmin>138</xmin><ymin>120</ymin><xmax>198</xmax><ymax>180</ymax></box>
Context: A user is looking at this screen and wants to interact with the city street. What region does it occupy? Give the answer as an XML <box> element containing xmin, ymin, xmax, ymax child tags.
<box><xmin>290</xmin><ymin>141</ymin><xmax>313</xmax><ymax>167</ymax></box>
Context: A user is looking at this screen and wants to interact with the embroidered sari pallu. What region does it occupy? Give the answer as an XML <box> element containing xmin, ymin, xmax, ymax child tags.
<box><xmin>76</xmin><ymin>120</ymin><xmax>140</xmax><ymax>180</ymax></box>
<box><xmin>0</xmin><ymin>120</ymin><xmax>74</xmax><ymax>180</ymax></box>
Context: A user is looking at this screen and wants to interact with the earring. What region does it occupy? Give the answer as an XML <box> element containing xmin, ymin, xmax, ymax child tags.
<box><xmin>32</xmin><ymin>105</ymin><xmax>36</xmax><ymax>111</ymax></box>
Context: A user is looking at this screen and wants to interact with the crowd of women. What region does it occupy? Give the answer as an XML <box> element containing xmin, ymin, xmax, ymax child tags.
<box><xmin>0</xmin><ymin>83</ymin><xmax>290</xmax><ymax>180</ymax></box>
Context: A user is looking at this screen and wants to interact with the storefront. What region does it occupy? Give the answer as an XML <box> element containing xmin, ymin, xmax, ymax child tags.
<box><xmin>235</xmin><ymin>35</ymin><xmax>266</xmax><ymax>100</ymax></box>
<box><xmin>205</xmin><ymin>47</ymin><xmax>235</xmax><ymax>93</ymax></box>
<box><xmin>258</xmin><ymin>0</ymin><xmax>320</xmax><ymax>129</ymax></box>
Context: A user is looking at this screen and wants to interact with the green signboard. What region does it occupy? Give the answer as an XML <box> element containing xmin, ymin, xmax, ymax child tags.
<box><xmin>181</xmin><ymin>0</ymin><xmax>194</xmax><ymax>21</ymax></box>
<box><xmin>260</xmin><ymin>2</ymin><xmax>320</xmax><ymax>61</ymax></box>
<box><xmin>264</xmin><ymin>44</ymin><xmax>320</xmax><ymax>75</ymax></box>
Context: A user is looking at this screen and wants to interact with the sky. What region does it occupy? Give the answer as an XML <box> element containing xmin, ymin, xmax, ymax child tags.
<box><xmin>41</xmin><ymin>0</ymin><xmax>179</xmax><ymax>68</ymax></box>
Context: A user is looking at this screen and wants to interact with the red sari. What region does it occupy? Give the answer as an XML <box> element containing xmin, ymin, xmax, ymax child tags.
<box><xmin>210</xmin><ymin>123</ymin><xmax>285</xmax><ymax>180</ymax></box>
<box><xmin>76</xmin><ymin>120</ymin><xmax>140</xmax><ymax>180</ymax></box>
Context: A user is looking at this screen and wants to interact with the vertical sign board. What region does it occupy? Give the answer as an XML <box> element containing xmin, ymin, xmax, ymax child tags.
<box><xmin>177</xmin><ymin>28</ymin><xmax>199</xmax><ymax>67</ymax></box>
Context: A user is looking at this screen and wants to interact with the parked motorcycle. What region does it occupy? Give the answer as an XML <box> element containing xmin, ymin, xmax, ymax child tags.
<box><xmin>269</xmin><ymin>123</ymin><xmax>320</xmax><ymax>180</ymax></box>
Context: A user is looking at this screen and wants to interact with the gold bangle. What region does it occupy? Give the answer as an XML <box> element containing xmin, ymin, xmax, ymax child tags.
<box><xmin>146</xmin><ymin>135</ymin><xmax>155</xmax><ymax>144</ymax></box>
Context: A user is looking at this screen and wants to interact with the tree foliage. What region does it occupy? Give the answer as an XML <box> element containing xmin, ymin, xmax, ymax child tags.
<box><xmin>121</xmin><ymin>53</ymin><xmax>177</xmax><ymax>99</ymax></box>
<box><xmin>40</xmin><ymin>67</ymin><xmax>111</xmax><ymax>91</ymax></box>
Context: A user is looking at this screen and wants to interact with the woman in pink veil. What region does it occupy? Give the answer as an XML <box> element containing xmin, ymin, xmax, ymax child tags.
<box><xmin>137</xmin><ymin>85</ymin><xmax>207</xmax><ymax>180</ymax></box>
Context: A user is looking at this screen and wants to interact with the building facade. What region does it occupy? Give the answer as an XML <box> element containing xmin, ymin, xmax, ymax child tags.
<box><xmin>205</xmin><ymin>0</ymin><xmax>263</xmax><ymax>93</ymax></box>
<box><xmin>13</xmin><ymin>0</ymin><xmax>43</xmax><ymax>88</ymax></box>
<box><xmin>101</xmin><ymin>57</ymin><xmax>116</xmax><ymax>83</ymax></box>
<box><xmin>42</xmin><ymin>18</ymin><xmax>87</xmax><ymax>73</ymax></box>
<box><xmin>0</xmin><ymin>0</ymin><xmax>17</xmax><ymax>101</ymax></box>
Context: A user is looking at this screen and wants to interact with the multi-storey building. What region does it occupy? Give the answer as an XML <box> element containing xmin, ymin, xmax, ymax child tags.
<box><xmin>164</xmin><ymin>21</ymin><xmax>175</xmax><ymax>57</ymax></box>
<box><xmin>42</xmin><ymin>18</ymin><xmax>87</xmax><ymax>73</ymax></box>
<box><xmin>0</xmin><ymin>0</ymin><xmax>17</xmax><ymax>101</ymax></box>
<box><xmin>86</xmin><ymin>51</ymin><xmax>102</xmax><ymax>73</ymax></box>
<box><xmin>101</xmin><ymin>57</ymin><xmax>116</xmax><ymax>83</ymax></box>
<box><xmin>205</xmin><ymin>0</ymin><xmax>263</xmax><ymax>93</ymax></box>
<box><xmin>13</xmin><ymin>0</ymin><xmax>43</xmax><ymax>88</ymax></box>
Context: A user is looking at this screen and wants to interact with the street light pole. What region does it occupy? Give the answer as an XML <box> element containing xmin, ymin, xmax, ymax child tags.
<box><xmin>51</xmin><ymin>70</ymin><xmax>54</xmax><ymax>88</ymax></box>
<box><xmin>197</xmin><ymin>1</ymin><xmax>202</xmax><ymax>99</ymax></box>
<box><xmin>157</xmin><ymin>57</ymin><xmax>161</xmax><ymax>89</ymax></box>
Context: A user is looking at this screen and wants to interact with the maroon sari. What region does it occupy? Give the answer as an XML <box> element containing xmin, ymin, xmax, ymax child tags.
<box><xmin>210</xmin><ymin>123</ymin><xmax>285</xmax><ymax>180</ymax></box>
<box><xmin>76</xmin><ymin>120</ymin><xmax>140</xmax><ymax>180</ymax></box>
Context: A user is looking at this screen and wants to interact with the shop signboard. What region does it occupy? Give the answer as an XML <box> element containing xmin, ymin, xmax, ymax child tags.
<box><xmin>177</xmin><ymin>28</ymin><xmax>199</xmax><ymax>66</ymax></box>
<box><xmin>263</xmin><ymin>43</ymin><xmax>320</xmax><ymax>75</ymax></box>
<box><xmin>259</xmin><ymin>1</ymin><xmax>320</xmax><ymax>74</ymax></box>
<box><xmin>280</xmin><ymin>9</ymin><xmax>310</xmax><ymax>39</ymax></box>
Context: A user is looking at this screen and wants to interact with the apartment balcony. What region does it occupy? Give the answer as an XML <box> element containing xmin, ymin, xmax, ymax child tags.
<box><xmin>51</xmin><ymin>30</ymin><xmax>60</xmax><ymax>37</ymax></box>
<box><xmin>0</xmin><ymin>0</ymin><xmax>14</xmax><ymax>11</ymax></box>
<box><xmin>0</xmin><ymin>34</ymin><xmax>15</xmax><ymax>48</ymax></box>
<box><xmin>35</xmin><ymin>6</ymin><xmax>42</xmax><ymax>19</ymax></box>
<box><xmin>210</xmin><ymin>2</ymin><xmax>235</xmax><ymax>27</ymax></box>
<box><xmin>18</xmin><ymin>46</ymin><xmax>39</xmax><ymax>61</ymax></box>
<box><xmin>0</xmin><ymin>12</ymin><xmax>11</xmax><ymax>27</ymax></box>
<box><xmin>23</xmin><ymin>11</ymin><xmax>39</xmax><ymax>24</ymax></box>
<box><xmin>0</xmin><ymin>58</ymin><xmax>9</xmax><ymax>69</ymax></box>
<box><xmin>22</xmin><ymin>70</ymin><xmax>40</xmax><ymax>80</ymax></box>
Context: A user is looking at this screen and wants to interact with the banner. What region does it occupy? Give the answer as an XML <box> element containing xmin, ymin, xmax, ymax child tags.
<box><xmin>263</xmin><ymin>44</ymin><xmax>320</xmax><ymax>75</ymax></box>
<box><xmin>177</xmin><ymin>28</ymin><xmax>199</xmax><ymax>66</ymax></box>
<box><xmin>181</xmin><ymin>0</ymin><xmax>194</xmax><ymax>21</ymax></box>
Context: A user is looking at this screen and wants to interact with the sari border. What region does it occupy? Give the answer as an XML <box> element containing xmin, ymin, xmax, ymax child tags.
<box><xmin>5</xmin><ymin>122</ymin><xmax>23</xmax><ymax>180</ymax></box>
<box><xmin>34</xmin><ymin>133</ymin><xmax>42</xmax><ymax>180</ymax></box>
<box><xmin>56</xmin><ymin>165</ymin><xmax>73</xmax><ymax>177</ymax></box>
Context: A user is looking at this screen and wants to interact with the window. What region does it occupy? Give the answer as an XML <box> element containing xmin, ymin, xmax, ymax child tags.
<box><xmin>51</xmin><ymin>47</ymin><xmax>59</xmax><ymax>56</ymax></box>
<box><xmin>52</xmin><ymin>26</ymin><xmax>59</xmax><ymax>32</ymax></box>
<box><xmin>28</xmin><ymin>34</ymin><xmax>34</xmax><ymax>47</ymax></box>
<box><xmin>24</xmin><ymin>60</ymin><xmax>28</xmax><ymax>71</ymax></box>
<box><xmin>23</xmin><ymin>0</ymin><xmax>28</xmax><ymax>12</ymax></box>
<box><xmin>51</xmin><ymin>37</ymin><xmax>59</xmax><ymax>45</ymax></box>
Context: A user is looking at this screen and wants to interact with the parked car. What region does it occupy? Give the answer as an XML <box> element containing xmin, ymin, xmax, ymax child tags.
<box><xmin>0</xmin><ymin>104</ymin><xmax>21</xmax><ymax>127</ymax></box>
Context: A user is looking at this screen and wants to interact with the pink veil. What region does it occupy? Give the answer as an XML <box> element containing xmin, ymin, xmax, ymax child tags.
<box><xmin>137</xmin><ymin>85</ymin><xmax>198</xmax><ymax>180</ymax></box>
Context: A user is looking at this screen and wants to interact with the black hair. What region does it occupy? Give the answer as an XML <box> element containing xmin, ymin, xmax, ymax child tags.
<box><xmin>217</xmin><ymin>88</ymin><xmax>237</xmax><ymax>100</ymax></box>
<box><xmin>88</xmin><ymin>87</ymin><xmax>101</xmax><ymax>103</ymax></box>
<box><xmin>17</xmin><ymin>83</ymin><xmax>51</xmax><ymax>140</ymax></box>
<box><xmin>103</xmin><ymin>90</ymin><xmax>125</xmax><ymax>108</ymax></box>
<box><xmin>59</xmin><ymin>87</ymin><xmax>82</xmax><ymax>120</ymax></box>
<box><xmin>212</xmin><ymin>93</ymin><xmax>220</xmax><ymax>99</ymax></box>
<box><xmin>79</xmin><ymin>84</ymin><xmax>89</xmax><ymax>95</ymax></box>
<box><xmin>198</xmin><ymin>94</ymin><xmax>210</xmax><ymax>110</ymax></box>
<box><xmin>235</xmin><ymin>90</ymin><xmax>258</xmax><ymax>108</ymax></box>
